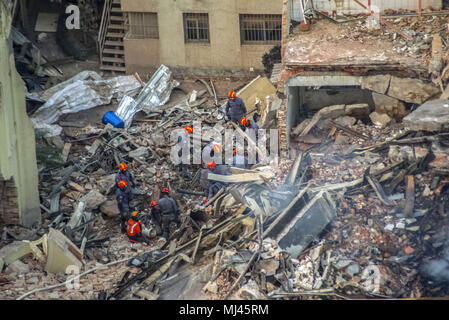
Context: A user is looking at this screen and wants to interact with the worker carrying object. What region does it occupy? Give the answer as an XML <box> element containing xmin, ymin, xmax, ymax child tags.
<box><xmin>225</xmin><ymin>91</ymin><xmax>247</xmax><ymax>125</ymax></box>
<box><xmin>240</xmin><ymin>117</ymin><xmax>259</xmax><ymax>137</ymax></box>
<box><xmin>158</xmin><ymin>187</ymin><xmax>180</xmax><ymax>240</ymax></box>
<box><xmin>127</xmin><ymin>211</ymin><xmax>150</xmax><ymax>244</ymax></box>
<box><xmin>115</xmin><ymin>163</ymin><xmax>136</xmax><ymax>189</ymax></box>
<box><xmin>207</xmin><ymin>162</ymin><xmax>230</xmax><ymax>199</ymax></box>
<box><xmin>116</xmin><ymin>180</ymin><xmax>131</xmax><ymax>233</ymax></box>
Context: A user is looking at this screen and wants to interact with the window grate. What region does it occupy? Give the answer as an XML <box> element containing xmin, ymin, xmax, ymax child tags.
<box><xmin>240</xmin><ymin>14</ymin><xmax>282</xmax><ymax>44</ymax></box>
<box><xmin>126</xmin><ymin>12</ymin><xmax>159</xmax><ymax>39</ymax></box>
<box><xmin>183</xmin><ymin>13</ymin><xmax>210</xmax><ymax>43</ymax></box>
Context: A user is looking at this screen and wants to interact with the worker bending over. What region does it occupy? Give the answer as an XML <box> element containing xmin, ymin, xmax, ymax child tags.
<box><xmin>127</xmin><ymin>211</ymin><xmax>150</xmax><ymax>244</ymax></box>
<box><xmin>207</xmin><ymin>162</ymin><xmax>230</xmax><ymax>199</ymax></box>
<box><xmin>225</xmin><ymin>91</ymin><xmax>247</xmax><ymax>126</ymax></box>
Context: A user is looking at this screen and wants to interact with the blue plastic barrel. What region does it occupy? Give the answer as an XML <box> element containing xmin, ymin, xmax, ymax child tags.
<box><xmin>102</xmin><ymin>111</ymin><xmax>124</xmax><ymax>128</ymax></box>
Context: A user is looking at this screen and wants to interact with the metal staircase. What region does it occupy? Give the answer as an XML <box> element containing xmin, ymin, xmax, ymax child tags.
<box><xmin>98</xmin><ymin>0</ymin><xmax>127</xmax><ymax>73</ymax></box>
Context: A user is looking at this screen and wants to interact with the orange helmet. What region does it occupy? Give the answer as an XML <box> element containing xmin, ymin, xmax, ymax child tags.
<box><xmin>213</xmin><ymin>144</ymin><xmax>221</xmax><ymax>153</ymax></box>
<box><xmin>207</xmin><ymin>162</ymin><xmax>215</xmax><ymax>170</ymax></box>
<box><xmin>185</xmin><ymin>126</ymin><xmax>193</xmax><ymax>134</ymax></box>
<box><xmin>162</xmin><ymin>187</ymin><xmax>169</xmax><ymax>194</ymax></box>
<box><xmin>118</xmin><ymin>180</ymin><xmax>127</xmax><ymax>188</ymax></box>
<box><xmin>232</xmin><ymin>149</ymin><xmax>237</xmax><ymax>156</ymax></box>
<box><xmin>150</xmin><ymin>200</ymin><xmax>158</xmax><ymax>207</ymax></box>
<box><xmin>228</xmin><ymin>91</ymin><xmax>236</xmax><ymax>99</ymax></box>
<box><xmin>119</xmin><ymin>163</ymin><xmax>127</xmax><ymax>171</ymax></box>
<box><xmin>240</xmin><ymin>117</ymin><xmax>248</xmax><ymax>126</ymax></box>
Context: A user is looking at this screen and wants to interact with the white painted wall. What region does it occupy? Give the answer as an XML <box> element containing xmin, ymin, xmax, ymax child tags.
<box><xmin>311</xmin><ymin>0</ymin><xmax>442</xmax><ymax>15</ymax></box>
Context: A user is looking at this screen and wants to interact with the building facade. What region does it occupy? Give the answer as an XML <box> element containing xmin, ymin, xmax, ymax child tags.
<box><xmin>120</xmin><ymin>0</ymin><xmax>283</xmax><ymax>75</ymax></box>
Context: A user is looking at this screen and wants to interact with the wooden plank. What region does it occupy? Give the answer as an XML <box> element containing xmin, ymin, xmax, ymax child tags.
<box><xmin>404</xmin><ymin>175</ymin><xmax>415</xmax><ymax>217</ymax></box>
<box><xmin>62</xmin><ymin>143</ymin><xmax>71</xmax><ymax>163</ymax></box>
<box><xmin>207</xmin><ymin>172</ymin><xmax>273</xmax><ymax>183</ymax></box>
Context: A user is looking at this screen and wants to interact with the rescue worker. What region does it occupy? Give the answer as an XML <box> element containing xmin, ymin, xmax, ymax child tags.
<box><xmin>150</xmin><ymin>200</ymin><xmax>162</xmax><ymax>236</ymax></box>
<box><xmin>225</xmin><ymin>91</ymin><xmax>247</xmax><ymax>126</ymax></box>
<box><xmin>116</xmin><ymin>180</ymin><xmax>131</xmax><ymax>233</ymax></box>
<box><xmin>158</xmin><ymin>187</ymin><xmax>179</xmax><ymax>240</ymax></box>
<box><xmin>232</xmin><ymin>149</ymin><xmax>248</xmax><ymax>169</ymax></box>
<box><xmin>127</xmin><ymin>211</ymin><xmax>150</xmax><ymax>244</ymax></box>
<box><xmin>177</xmin><ymin>126</ymin><xmax>193</xmax><ymax>179</ymax></box>
<box><xmin>115</xmin><ymin>163</ymin><xmax>135</xmax><ymax>189</ymax></box>
<box><xmin>240</xmin><ymin>117</ymin><xmax>259</xmax><ymax>138</ymax></box>
<box><xmin>207</xmin><ymin>162</ymin><xmax>230</xmax><ymax>199</ymax></box>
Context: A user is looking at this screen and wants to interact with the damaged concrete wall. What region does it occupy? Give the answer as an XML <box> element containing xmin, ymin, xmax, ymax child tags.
<box><xmin>0</xmin><ymin>1</ymin><xmax>41</xmax><ymax>227</ymax></box>
<box><xmin>313</xmin><ymin>0</ymin><xmax>442</xmax><ymax>15</ymax></box>
<box><xmin>121</xmin><ymin>0</ymin><xmax>283</xmax><ymax>75</ymax></box>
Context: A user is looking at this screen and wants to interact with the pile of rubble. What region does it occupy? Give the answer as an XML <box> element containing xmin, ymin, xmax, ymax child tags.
<box><xmin>2</xmin><ymin>60</ymin><xmax>449</xmax><ymax>300</ymax></box>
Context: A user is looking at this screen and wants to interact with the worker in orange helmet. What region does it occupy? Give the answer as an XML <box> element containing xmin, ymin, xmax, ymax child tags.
<box><xmin>127</xmin><ymin>211</ymin><xmax>150</xmax><ymax>244</ymax></box>
<box><xmin>225</xmin><ymin>90</ymin><xmax>247</xmax><ymax>125</ymax></box>
<box><xmin>116</xmin><ymin>180</ymin><xmax>131</xmax><ymax>233</ymax></box>
<box><xmin>206</xmin><ymin>161</ymin><xmax>230</xmax><ymax>199</ymax></box>
<box><xmin>150</xmin><ymin>200</ymin><xmax>162</xmax><ymax>236</ymax></box>
<box><xmin>175</xmin><ymin>126</ymin><xmax>193</xmax><ymax>179</ymax></box>
<box><xmin>158</xmin><ymin>187</ymin><xmax>180</xmax><ymax>240</ymax></box>
<box><xmin>115</xmin><ymin>162</ymin><xmax>135</xmax><ymax>189</ymax></box>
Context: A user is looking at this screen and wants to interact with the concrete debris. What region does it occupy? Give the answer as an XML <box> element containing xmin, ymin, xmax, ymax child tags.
<box><xmin>6</xmin><ymin>260</ymin><xmax>30</xmax><ymax>275</ymax></box>
<box><xmin>80</xmin><ymin>190</ymin><xmax>107</xmax><ymax>210</ymax></box>
<box><xmin>45</xmin><ymin>228</ymin><xmax>83</xmax><ymax>274</ymax></box>
<box><xmin>387</xmin><ymin>76</ymin><xmax>440</xmax><ymax>105</ymax></box>
<box><xmin>369</xmin><ymin>111</ymin><xmax>393</xmax><ymax>129</ymax></box>
<box><xmin>403</xmin><ymin>99</ymin><xmax>449</xmax><ymax>131</ymax></box>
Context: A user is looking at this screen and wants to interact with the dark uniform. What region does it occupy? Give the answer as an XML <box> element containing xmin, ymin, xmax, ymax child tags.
<box><xmin>150</xmin><ymin>205</ymin><xmax>162</xmax><ymax>236</ymax></box>
<box><xmin>208</xmin><ymin>164</ymin><xmax>230</xmax><ymax>199</ymax></box>
<box><xmin>116</xmin><ymin>187</ymin><xmax>131</xmax><ymax>233</ymax></box>
<box><xmin>177</xmin><ymin>130</ymin><xmax>191</xmax><ymax>179</ymax></box>
<box><xmin>232</xmin><ymin>154</ymin><xmax>248</xmax><ymax>169</ymax></box>
<box><xmin>115</xmin><ymin>170</ymin><xmax>135</xmax><ymax>188</ymax></box>
<box><xmin>159</xmin><ymin>196</ymin><xmax>179</xmax><ymax>239</ymax></box>
<box><xmin>225</xmin><ymin>97</ymin><xmax>247</xmax><ymax>125</ymax></box>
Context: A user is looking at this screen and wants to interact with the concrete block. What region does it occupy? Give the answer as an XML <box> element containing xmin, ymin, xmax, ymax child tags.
<box><xmin>403</xmin><ymin>99</ymin><xmax>449</xmax><ymax>131</ymax></box>
<box><xmin>45</xmin><ymin>228</ymin><xmax>82</xmax><ymax>274</ymax></box>
<box><xmin>80</xmin><ymin>189</ymin><xmax>107</xmax><ymax>210</ymax></box>
<box><xmin>0</xmin><ymin>241</ymin><xmax>32</xmax><ymax>265</ymax></box>
<box><xmin>387</xmin><ymin>76</ymin><xmax>440</xmax><ymax>104</ymax></box>
<box><xmin>273</xmin><ymin>191</ymin><xmax>336</xmax><ymax>258</ymax></box>
<box><xmin>361</xmin><ymin>75</ymin><xmax>391</xmax><ymax>94</ymax></box>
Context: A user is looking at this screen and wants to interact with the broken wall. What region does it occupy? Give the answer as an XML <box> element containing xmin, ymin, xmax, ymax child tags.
<box><xmin>313</xmin><ymin>0</ymin><xmax>442</xmax><ymax>15</ymax></box>
<box><xmin>121</xmin><ymin>0</ymin><xmax>283</xmax><ymax>75</ymax></box>
<box><xmin>0</xmin><ymin>1</ymin><xmax>41</xmax><ymax>227</ymax></box>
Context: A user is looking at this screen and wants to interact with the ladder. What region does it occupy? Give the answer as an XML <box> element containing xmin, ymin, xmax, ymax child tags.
<box><xmin>98</xmin><ymin>0</ymin><xmax>127</xmax><ymax>73</ymax></box>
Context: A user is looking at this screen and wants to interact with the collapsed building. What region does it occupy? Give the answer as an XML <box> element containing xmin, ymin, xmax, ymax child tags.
<box><xmin>2</xmin><ymin>0</ymin><xmax>449</xmax><ymax>302</ymax></box>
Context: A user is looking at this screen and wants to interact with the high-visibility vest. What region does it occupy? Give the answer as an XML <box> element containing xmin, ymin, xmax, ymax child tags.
<box><xmin>127</xmin><ymin>219</ymin><xmax>141</xmax><ymax>236</ymax></box>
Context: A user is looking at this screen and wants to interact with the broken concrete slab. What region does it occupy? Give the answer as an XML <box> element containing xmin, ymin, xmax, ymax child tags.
<box><xmin>344</xmin><ymin>104</ymin><xmax>370</xmax><ymax>118</ymax></box>
<box><xmin>268</xmin><ymin>191</ymin><xmax>336</xmax><ymax>258</ymax></box>
<box><xmin>387</xmin><ymin>77</ymin><xmax>440</xmax><ymax>104</ymax></box>
<box><xmin>369</xmin><ymin>111</ymin><xmax>393</xmax><ymax>129</ymax></box>
<box><xmin>256</xmin><ymin>259</ymin><xmax>280</xmax><ymax>276</ymax></box>
<box><xmin>372</xmin><ymin>92</ymin><xmax>408</xmax><ymax>119</ymax></box>
<box><xmin>80</xmin><ymin>190</ymin><xmax>107</xmax><ymax>210</ymax></box>
<box><xmin>45</xmin><ymin>228</ymin><xmax>83</xmax><ymax>274</ymax></box>
<box><xmin>6</xmin><ymin>260</ymin><xmax>30</xmax><ymax>274</ymax></box>
<box><xmin>403</xmin><ymin>99</ymin><xmax>449</xmax><ymax>131</ymax></box>
<box><xmin>100</xmin><ymin>200</ymin><xmax>120</xmax><ymax>217</ymax></box>
<box><xmin>362</xmin><ymin>75</ymin><xmax>391</xmax><ymax>94</ymax></box>
<box><xmin>96</xmin><ymin>174</ymin><xmax>116</xmax><ymax>194</ymax></box>
<box><xmin>129</xmin><ymin>147</ymin><xmax>149</xmax><ymax>160</ymax></box>
<box><xmin>238</xmin><ymin>76</ymin><xmax>277</xmax><ymax>114</ymax></box>
<box><xmin>235</xmin><ymin>279</ymin><xmax>265</xmax><ymax>300</ymax></box>
<box><xmin>0</xmin><ymin>241</ymin><xmax>32</xmax><ymax>266</ymax></box>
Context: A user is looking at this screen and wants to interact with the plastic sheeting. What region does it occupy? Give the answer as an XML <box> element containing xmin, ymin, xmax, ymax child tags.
<box><xmin>115</xmin><ymin>64</ymin><xmax>179</xmax><ymax>128</ymax></box>
<box><xmin>31</xmin><ymin>73</ymin><xmax>142</xmax><ymax>136</ymax></box>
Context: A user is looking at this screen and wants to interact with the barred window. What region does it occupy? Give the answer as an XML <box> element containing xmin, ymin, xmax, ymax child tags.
<box><xmin>240</xmin><ymin>14</ymin><xmax>282</xmax><ymax>44</ymax></box>
<box><xmin>126</xmin><ymin>12</ymin><xmax>159</xmax><ymax>39</ymax></box>
<box><xmin>183</xmin><ymin>13</ymin><xmax>210</xmax><ymax>43</ymax></box>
